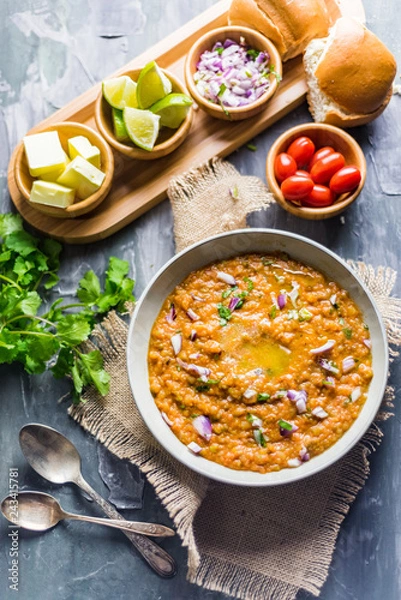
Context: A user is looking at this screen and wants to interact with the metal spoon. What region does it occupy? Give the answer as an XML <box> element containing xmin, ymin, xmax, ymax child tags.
<box><xmin>1</xmin><ymin>491</ymin><xmax>174</xmax><ymax>537</ymax></box>
<box><xmin>19</xmin><ymin>423</ymin><xmax>177</xmax><ymax>578</ymax></box>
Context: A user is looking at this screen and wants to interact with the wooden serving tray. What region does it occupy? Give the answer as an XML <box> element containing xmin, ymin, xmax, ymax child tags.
<box><xmin>7</xmin><ymin>0</ymin><xmax>364</xmax><ymax>244</ymax></box>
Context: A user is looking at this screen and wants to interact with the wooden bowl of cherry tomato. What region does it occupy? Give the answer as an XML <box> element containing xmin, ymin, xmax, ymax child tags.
<box><xmin>266</xmin><ymin>123</ymin><xmax>366</xmax><ymax>219</ymax></box>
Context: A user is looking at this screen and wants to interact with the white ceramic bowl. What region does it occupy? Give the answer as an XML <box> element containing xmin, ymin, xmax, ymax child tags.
<box><xmin>127</xmin><ymin>229</ymin><xmax>388</xmax><ymax>486</ymax></box>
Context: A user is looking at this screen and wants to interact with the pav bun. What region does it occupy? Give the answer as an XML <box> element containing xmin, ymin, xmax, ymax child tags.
<box><xmin>228</xmin><ymin>0</ymin><xmax>332</xmax><ymax>61</ymax></box>
<box><xmin>304</xmin><ymin>17</ymin><xmax>397</xmax><ymax>127</ymax></box>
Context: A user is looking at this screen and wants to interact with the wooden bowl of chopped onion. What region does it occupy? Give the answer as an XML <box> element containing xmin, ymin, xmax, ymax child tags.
<box><xmin>184</xmin><ymin>26</ymin><xmax>282</xmax><ymax>121</ymax></box>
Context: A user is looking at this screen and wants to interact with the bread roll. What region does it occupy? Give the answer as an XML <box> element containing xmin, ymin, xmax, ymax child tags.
<box><xmin>304</xmin><ymin>17</ymin><xmax>397</xmax><ymax>127</ymax></box>
<box><xmin>228</xmin><ymin>0</ymin><xmax>331</xmax><ymax>61</ymax></box>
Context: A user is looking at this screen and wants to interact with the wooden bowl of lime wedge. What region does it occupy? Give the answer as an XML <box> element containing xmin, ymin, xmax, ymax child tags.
<box><xmin>95</xmin><ymin>62</ymin><xmax>194</xmax><ymax>160</ymax></box>
<box><xmin>13</xmin><ymin>121</ymin><xmax>114</xmax><ymax>219</ymax></box>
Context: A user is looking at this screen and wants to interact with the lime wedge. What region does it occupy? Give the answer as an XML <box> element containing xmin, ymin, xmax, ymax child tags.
<box><xmin>136</xmin><ymin>61</ymin><xmax>172</xmax><ymax>109</ymax></box>
<box><xmin>123</xmin><ymin>107</ymin><xmax>161</xmax><ymax>151</ymax></box>
<box><xmin>150</xmin><ymin>93</ymin><xmax>192</xmax><ymax>129</ymax></box>
<box><xmin>102</xmin><ymin>76</ymin><xmax>138</xmax><ymax>110</ymax></box>
<box><xmin>112</xmin><ymin>108</ymin><xmax>129</xmax><ymax>142</ymax></box>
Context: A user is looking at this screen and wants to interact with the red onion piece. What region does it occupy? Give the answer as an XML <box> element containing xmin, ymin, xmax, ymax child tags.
<box><xmin>299</xmin><ymin>446</ymin><xmax>310</xmax><ymax>462</ymax></box>
<box><xmin>330</xmin><ymin>294</ymin><xmax>337</xmax><ymax>306</ymax></box>
<box><xmin>351</xmin><ymin>386</ymin><xmax>361</xmax><ymax>402</ymax></box>
<box><xmin>287</xmin><ymin>458</ymin><xmax>302</xmax><ymax>468</ymax></box>
<box><xmin>161</xmin><ymin>411</ymin><xmax>173</xmax><ymax>427</ymax></box>
<box><xmin>312</xmin><ymin>406</ymin><xmax>328</xmax><ymax>419</ymax></box>
<box><xmin>363</xmin><ymin>338</ymin><xmax>372</xmax><ymax>350</ymax></box>
<box><xmin>190</xmin><ymin>329</ymin><xmax>197</xmax><ymax>342</ymax></box>
<box><xmin>187</xmin><ymin>441</ymin><xmax>202</xmax><ymax>454</ymax></box>
<box><xmin>277</xmin><ymin>293</ymin><xmax>287</xmax><ymax>309</ymax></box>
<box><xmin>191</xmin><ymin>293</ymin><xmax>204</xmax><ymax>302</ymax></box>
<box><xmin>177</xmin><ymin>358</ymin><xmax>211</xmax><ymax>378</ymax></box>
<box><xmin>247</xmin><ymin>414</ymin><xmax>263</xmax><ymax>429</ymax></box>
<box><xmin>228</xmin><ymin>296</ymin><xmax>241</xmax><ymax>311</ymax></box>
<box><xmin>310</xmin><ymin>340</ymin><xmax>335</xmax><ymax>354</ymax></box>
<box><xmin>288</xmin><ymin>281</ymin><xmax>300</xmax><ymax>307</ymax></box>
<box><xmin>323</xmin><ymin>376</ymin><xmax>336</xmax><ymax>387</ymax></box>
<box><xmin>217</xmin><ymin>271</ymin><xmax>237</xmax><ymax>286</ymax></box>
<box><xmin>193</xmin><ymin>415</ymin><xmax>212</xmax><ymax>441</ymax></box>
<box><xmin>171</xmin><ymin>333</ymin><xmax>182</xmax><ymax>355</ymax></box>
<box><xmin>243</xmin><ymin>388</ymin><xmax>257</xmax><ymax>399</ymax></box>
<box><xmin>342</xmin><ymin>356</ymin><xmax>355</xmax><ymax>373</ymax></box>
<box><xmin>166</xmin><ymin>303</ymin><xmax>176</xmax><ymax>324</ymax></box>
<box><xmin>296</xmin><ymin>397</ymin><xmax>307</xmax><ymax>414</ymax></box>
<box><xmin>279</xmin><ymin>420</ymin><xmax>299</xmax><ymax>437</ymax></box>
<box><xmin>189</xmin><ymin>353</ymin><xmax>201</xmax><ymax>360</ymax></box>
<box><xmin>318</xmin><ymin>358</ymin><xmax>340</xmax><ymax>375</ymax></box>
<box><xmin>187</xmin><ymin>308</ymin><xmax>200</xmax><ymax>321</ymax></box>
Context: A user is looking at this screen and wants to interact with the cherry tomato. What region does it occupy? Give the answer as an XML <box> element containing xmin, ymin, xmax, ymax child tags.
<box><xmin>309</xmin><ymin>146</ymin><xmax>335</xmax><ymax>169</ymax></box>
<box><xmin>295</xmin><ymin>170</ymin><xmax>311</xmax><ymax>178</ymax></box>
<box><xmin>281</xmin><ymin>175</ymin><xmax>314</xmax><ymax>203</ymax></box>
<box><xmin>287</xmin><ymin>136</ymin><xmax>315</xmax><ymax>169</ymax></box>
<box><xmin>310</xmin><ymin>152</ymin><xmax>345</xmax><ymax>184</ymax></box>
<box><xmin>303</xmin><ymin>185</ymin><xmax>336</xmax><ymax>208</ymax></box>
<box><xmin>274</xmin><ymin>152</ymin><xmax>297</xmax><ymax>183</ymax></box>
<box><xmin>329</xmin><ymin>165</ymin><xmax>362</xmax><ymax>194</ymax></box>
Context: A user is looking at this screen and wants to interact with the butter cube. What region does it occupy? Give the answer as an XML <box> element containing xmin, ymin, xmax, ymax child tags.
<box><xmin>68</xmin><ymin>136</ymin><xmax>101</xmax><ymax>169</ymax></box>
<box><xmin>23</xmin><ymin>131</ymin><xmax>67</xmax><ymax>177</ymax></box>
<box><xmin>29</xmin><ymin>180</ymin><xmax>75</xmax><ymax>208</ymax></box>
<box><xmin>39</xmin><ymin>152</ymin><xmax>70</xmax><ymax>182</ymax></box>
<box><xmin>57</xmin><ymin>156</ymin><xmax>105</xmax><ymax>200</ymax></box>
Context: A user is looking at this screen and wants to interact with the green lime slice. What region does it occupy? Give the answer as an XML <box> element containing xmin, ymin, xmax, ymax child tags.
<box><xmin>136</xmin><ymin>61</ymin><xmax>172</xmax><ymax>109</ymax></box>
<box><xmin>150</xmin><ymin>93</ymin><xmax>192</xmax><ymax>129</ymax></box>
<box><xmin>112</xmin><ymin>108</ymin><xmax>129</xmax><ymax>142</ymax></box>
<box><xmin>123</xmin><ymin>107</ymin><xmax>161</xmax><ymax>151</ymax></box>
<box><xmin>102</xmin><ymin>76</ymin><xmax>138</xmax><ymax>110</ymax></box>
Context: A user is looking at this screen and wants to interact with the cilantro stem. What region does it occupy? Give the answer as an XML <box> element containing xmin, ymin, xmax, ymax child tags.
<box><xmin>5</xmin><ymin>314</ymin><xmax>56</xmax><ymax>329</ymax></box>
<box><xmin>0</xmin><ymin>274</ymin><xmax>22</xmax><ymax>292</ymax></box>
<box><xmin>6</xmin><ymin>330</ymin><xmax>54</xmax><ymax>339</ymax></box>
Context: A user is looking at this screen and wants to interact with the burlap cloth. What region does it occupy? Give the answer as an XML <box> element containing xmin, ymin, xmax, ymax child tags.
<box><xmin>70</xmin><ymin>158</ymin><xmax>401</xmax><ymax>600</ymax></box>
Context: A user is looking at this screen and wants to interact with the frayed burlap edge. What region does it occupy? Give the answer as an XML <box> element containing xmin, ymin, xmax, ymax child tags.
<box><xmin>69</xmin><ymin>262</ymin><xmax>401</xmax><ymax>600</ymax></box>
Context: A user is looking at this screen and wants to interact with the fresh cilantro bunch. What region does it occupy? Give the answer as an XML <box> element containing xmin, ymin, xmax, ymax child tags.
<box><xmin>0</xmin><ymin>213</ymin><xmax>135</xmax><ymax>403</ymax></box>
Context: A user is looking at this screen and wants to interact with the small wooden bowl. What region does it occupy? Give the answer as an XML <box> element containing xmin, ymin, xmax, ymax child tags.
<box><xmin>184</xmin><ymin>26</ymin><xmax>282</xmax><ymax>121</ymax></box>
<box><xmin>14</xmin><ymin>121</ymin><xmax>114</xmax><ymax>219</ymax></box>
<box><xmin>266</xmin><ymin>123</ymin><xmax>367</xmax><ymax>220</ymax></box>
<box><xmin>95</xmin><ymin>68</ymin><xmax>193</xmax><ymax>160</ymax></box>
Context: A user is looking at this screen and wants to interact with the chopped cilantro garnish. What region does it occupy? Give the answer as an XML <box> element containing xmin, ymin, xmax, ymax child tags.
<box><xmin>269</xmin><ymin>305</ymin><xmax>277</xmax><ymax>319</ymax></box>
<box><xmin>343</xmin><ymin>327</ymin><xmax>353</xmax><ymax>339</ymax></box>
<box><xmin>298</xmin><ymin>307</ymin><xmax>312</xmax><ymax>322</ymax></box>
<box><xmin>246</xmin><ymin>48</ymin><xmax>260</xmax><ymax>59</ymax></box>
<box><xmin>287</xmin><ymin>310</ymin><xmax>298</xmax><ymax>320</ymax></box>
<box><xmin>253</xmin><ymin>429</ymin><xmax>267</xmax><ymax>447</ymax></box>
<box><xmin>222</xmin><ymin>285</ymin><xmax>237</xmax><ymax>299</ymax></box>
<box><xmin>216</xmin><ymin>46</ymin><xmax>223</xmax><ymax>55</ymax></box>
<box><xmin>278</xmin><ymin>419</ymin><xmax>292</xmax><ymax>431</ymax></box>
<box><xmin>218</xmin><ymin>83</ymin><xmax>227</xmax><ymax>97</ymax></box>
<box><xmin>257</xmin><ymin>393</ymin><xmax>271</xmax><ymax>403</ymax></box>
<box><xmin>195</xmin><ymin>378</ymin><xmax>220</xmax><ymax>392</ymax></box>
<box><xmin>244</xmin><ymin>277</ymin><xmax>254</xmax><ymax>291</ymax></box>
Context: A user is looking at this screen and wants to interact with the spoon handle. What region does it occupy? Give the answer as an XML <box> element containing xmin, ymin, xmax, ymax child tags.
<box><xmin>65</xmin><ymin>512</ymin><xmax>175</xmax><ymax>537</ymax></box>
<box><xmin>75</xmin><ymin>475</ymin><xmax>177</xmax><ymax>578</ymax></box>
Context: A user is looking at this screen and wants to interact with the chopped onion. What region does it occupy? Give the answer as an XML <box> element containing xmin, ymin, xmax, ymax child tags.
<box><xmin>217</xmin><ymin>271</ymin><xmax>236</xmax><ymax>286</ymax></box>
<box><xmin>329</xmin><ymin>294</ymin><xmax>337</xmax><ymax>306</ymax></box>
<box><xmin>161</xmin><ymin>411</ymin><xmax>173</xmax><ymax>427</ymax></box>
<box><xmin>363</xmin><ymin>338</ymin><xmax>372</xmax><ymax>350</ymax></box>
<box><xmin>296</xmin><ymin>397</ymin><xmax>307</xmax><ymax>414</ymax></box>
<box><xmin>228</xmin><ymin>296</ymin><xmax>241</xmax><ymax>311</ymax></box>
<box><xmin>288</xmin><ymin>281</ymin><xmax>300</xmax><ymax>308</ymax></box>
<box><xmin>190</xmin><ymin>329</ymin><xmax>197</xmax><ymax>341</ymax></box>
<box><xmin>279</xmin><ymin>419</ymin><xmax>299</xmax><ymax>437</ymax></box>
<box><xmin>312</xmin><ymin>406</ymin><xmax>328</xmax><ymax>419</ymax></box>
<box><xmin>288</xmin><ymin>390</ymin><xmax>307</xmax><ymax>414</ymax></box>
<box><xmin>171</xmin><ymin>333</ymin><xmax>182</xmax><ymax>355</ymax></box>
<box><xmin>318</xmin><ymin>358</ymin><xmax>340</xmax><ymax>375</ymax></box>
<box><xmin>247</xmin><ymin>413</ymin><xmax>263</xmax><ymax>428</ymax></box>
<box><xmin>287</xmin><ymin>458</ymin><xmax>302</xmax><ymax>468</ymax></box>
<box><xmin>187</xmin><ymin>441</ymin><xmax>202</xmax><ymax>454</ymax></box>
<box><xmin>166</xmin><ymin>303</ymin><xmax>176</xmax><ymax>324</ymax></box>
<box><xmin>277</xmin><ymin>293</ymin><xmax>287</xmax><ymax>309</ymax></box>
<box><xmin>243</xmin><ymin>388</ymin><xmax>257</xmax><ymax>399</ymax></box>
<box><xmin>177</xmin><ymin>358</ymin><xmax>211</xmax><ymax>378</ymax></box>
<box><xmin>287</xmin><ymin>390</ymin><xmax>297</xmax><ymax>401</ymax></box>
<box><xmin>193</xmin><ymin>415</ymin><xmax>212</xmax><ymax>441</ymax></box>
<box><xmin>189</xmin><ymin>353</ymin><xmax>201</xmax><ymax>360</ymax></box>
<box><xmin>310</xmin><ymin>340</ymin><xmax>335</xmax><ymax>354</ymax></box>
<box><xmin>342</xmin><ymin>356</ymin><xmax>355</xmax><ymax>373</ymax></box>
<box><xmin>299</xmin><ymin>446</ymin><xmax>310</xmax><ymax>462</ymax></box>
<box><xmin>270</xmin><ymin>292</ymin><xmax>279</xmax><ymax>309</ymax></box>
<box><xmin>253</xmin><ymin>429</ymin><xmax>267</xmax><ymax>447</ymax></box>
<box><xmin>323</xmin><ymin>376</ymin><xmax>336</xmax><ymax>387</ymax></box>
<box><xmin>187</xmin><ymin>308</ymin><xmax>200</xmax><ymax>321</ymax></box>
<box><xmin>190</xmin><ymin>293</ymin><xmax>204</xmax><ymax>302</ymax></box>
<box><xmin>247</xmin><ymin>367</ymin><xmax>263</xmax><ymax>376</ymax></box>
<box><xmin>351</xmin><ymin>386</ymin><xmax>362</xmax><ymax>402</ymax></box>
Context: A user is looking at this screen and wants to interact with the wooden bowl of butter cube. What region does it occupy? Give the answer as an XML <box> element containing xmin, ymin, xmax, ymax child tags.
<box><xmin>14</xmin><ymin>121</ymin><xmax>114</xmax><ymax>218</ymax></box>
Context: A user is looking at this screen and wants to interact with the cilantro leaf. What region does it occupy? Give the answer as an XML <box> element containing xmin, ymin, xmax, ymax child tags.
<box><xmin>56</xmin><ymin>314</ymin><xmax>91</xmax><ymax>345</ymax></box>
<box><xmin>77</xmin><ymin>270</ymin><xmax>101</xmax><ymax>306</ymax></box>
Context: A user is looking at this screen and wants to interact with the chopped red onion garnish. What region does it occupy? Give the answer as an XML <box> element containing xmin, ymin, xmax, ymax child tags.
<box><xmin>287</xmin><ymin>458</ymin><xmax>302</xmax><ymax>468</ymax></box>
<box><xmin>299</xmin><ymin>446</ymin><xmax>310</xmax><ymax>462</ymax></box>
<box><xmin>318</xmin><ymin>358</ymin><xmax>339</xmax><ymax>375</ymax></box>
<box><xmin>187</xmin><ymin>441</ymin><xmax>202</xmax><ymax>454</ymax></box>
<box><xmin>161</xmin><ymin>411</ymin><xmax>173</xmax><ymax>427</ymax></box>
<box><xmin>363</xmin><ymin>338</ymin><xmax>372</xmax><ymax>350</ymax></box>
<box><xmin>243</xmin><ymin>388</ymin><xmax>257</xmax><ymax>399</ymax></box>
<box><xmin>166</xmin><ymin>303</ymin><xmax>176</xmax><ymax>324</ymax></box>
<box><xmin>323</xmin><ymin>376</ymin><xmax>336</xmax><ymax>387</ymax></box>
<box><xmin>296</xmin><ymin>397</ymin><xmax>307</xmax><ymax>414</ymax></box>
<box><xmin>270</xmin><ymin>292</ymin><xmax>279</xmax><ymax>309</ymax></box>
<box><xmin>228</xmin><ymin>296</ymin><xmax>241</xmax><ymax>311</ymax></box>
<box><xmin>288</xmin><ymin>281</ymin><xmax>300</xmax><ymax>308</ymax></box>
<box><xmin>189</xmin><ymin>352</ymin><xmax>201</xmax><ymax>360</ymax></box>
<box><xmin>193</xmin><ymin>415</ymin><xmax>212</xmax><ymax>441</ymax></box>
<box><xmin>288</xmin><ymin>390</ymin><xmax>307</xmax><ymax>414</ymax></box>
<box><xmin>330</xmin><ymin>294</ymin><xmax>337</xmax><ymax>306</ymax></box>
<box><xmin>247</xmin><ymin>413</ymin><xmax>263</xmax><ymax>428</ymax></box>
<box><xmin>312</xmin><ymin>406</ymin><xmax>328</xmax><ymax>419</ymax></box>
<box><xmin>194</xmin><ymin>38</ymin><xmax>274</xmax><ymax>108</ymax></box>
<box><xmin>190</xmin><ymin>293</ymin><xmax>204</xmax><ymax>302</ymax></box>
<box><xmin>351</xmin><ymin>386</ymin><xmax>362</xmax><ymax>402</ymax></box>
<box><xmin>190</xmin><ymin>329</ymin><xmax>197</xmax><ymax>341</ymax></box>
<box><xmin>171</xmin><ymin>333</ymin><xmax>182</xmax><ymax>355</ymax></box>
<box><xmin>279</xmin><ymin>419</ymin><xmax>298</xmax><ymax>437</ymax></box>
<box><xmin>310</xmin><ymin>340</ymin><xmax>335</xmax><ymax>354</ymax></box>
<box><xmin>187</xmin><ymin>308</ymin><xmax>200</xmax><ymax>321</ymax></box>
<box><xmin>342</xmin><ymin>356</ymin><xmax>355</xmax><ymax>373</ymax></box>
<box><xmin>177</xmin><ymin>358</ymin><xmax>211</xmax><ymax>378</ymax></box>
<box><xmin>277</xmin><ymin>292</ymin><xmax>287</xmax><ymax>309</ymax></box>
<box><xmin>217</xmin><ymin>271</ymin><xmax>237</xmax><ymax>286</ymax></box>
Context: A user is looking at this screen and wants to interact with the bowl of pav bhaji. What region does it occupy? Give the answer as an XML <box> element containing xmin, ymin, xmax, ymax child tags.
<box><xmin>127</xmin><ymin>229</ymin><xmax>388</xmax><ymax>486</ymax></box>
